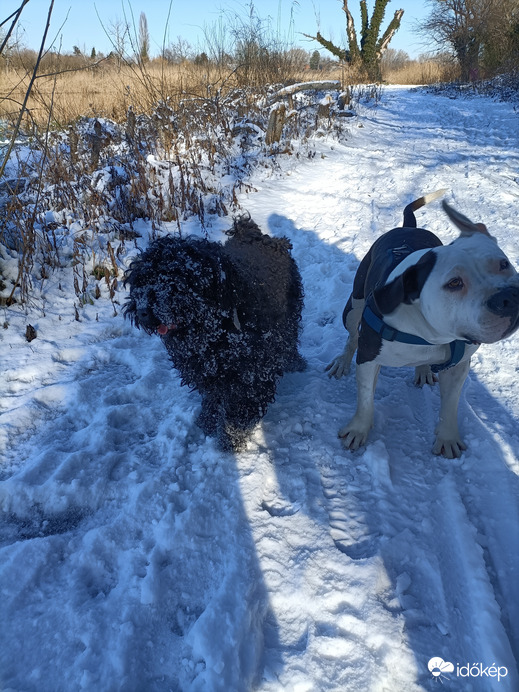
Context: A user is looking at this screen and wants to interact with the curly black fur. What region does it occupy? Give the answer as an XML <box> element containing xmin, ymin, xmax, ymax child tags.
<box><xmin>124</xmin><ymin>216</ymin><xmax>305</xmax><ymax>450</ymax></box>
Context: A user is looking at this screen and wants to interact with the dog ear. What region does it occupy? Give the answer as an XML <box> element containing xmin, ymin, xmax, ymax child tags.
<box><xmin>373</xmin><ymin>251</ymin><xmax>437</xmax><ymax>314</ymax></box>
<box><xmin>442</xmin><ymin>200</ymin><xmax>491</xmax><ymax>238</ymax></box>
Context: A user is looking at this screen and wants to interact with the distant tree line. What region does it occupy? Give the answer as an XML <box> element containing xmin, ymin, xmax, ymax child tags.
<box><xmin>1</xmin><ymin>2</ymin><xmax>518</xmax><ymax>83</ymax></box>
<box><xmin>0</xmin><ymin>5</ymin><xmax>338</xmax><ymax>87</ymax></box>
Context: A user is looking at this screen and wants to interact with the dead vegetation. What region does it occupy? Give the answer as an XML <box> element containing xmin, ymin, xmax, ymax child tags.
<box><xmin>0</xmin><ymin>55</ymin><xmax>460</xmax><ymax>131</ymax></box>
<box><xmin>0</xmin><ymin>76</ymin><xmax>358</xmax><ymax>309</ymax></box>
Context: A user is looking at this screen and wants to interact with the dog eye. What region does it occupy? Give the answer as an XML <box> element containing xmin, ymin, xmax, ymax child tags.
<box><xmin>500</xmin><ymin>259</ymin><xmax>510</xmax><ymax>271</ymax></box>
<box><xmin>445</xmin><ymin>277</ymin><xmax>464</xmax><ymax>291</ymax></box>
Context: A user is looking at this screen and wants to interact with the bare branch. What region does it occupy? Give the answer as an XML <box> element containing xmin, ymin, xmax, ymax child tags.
<box><xmin>0</xmin><ymin>0</ymin><xmax>30</xmax><ymax>57</ymax></box>
<box><xmin>302</xmin><ymin>32</ymin><xmax>349</xmax><ymax>61</ymax></box>
<box><xmin>34</xmin><ymin>56</ymin><xmax>108</xmax><ymax>80</ymax></box>
<box><xmin>377</xmin><ymin>9</ymin><xmax>405</xmax><ymax>60</ymax></box>
<box><xmin>0</xmin><ymin>1</ymin><xmax>55</xmax><ymax>181</ymax></box>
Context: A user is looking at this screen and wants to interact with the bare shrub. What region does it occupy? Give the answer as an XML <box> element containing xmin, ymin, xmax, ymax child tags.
<box><xmin>2</xmin><ymin>78</ymin><xmax>350</xmax><ymax>307</ymax></box>
<box><xmin>0</xmin><ymin>3</ymin><xmax>352</xmax><ymax>309</ymax></box>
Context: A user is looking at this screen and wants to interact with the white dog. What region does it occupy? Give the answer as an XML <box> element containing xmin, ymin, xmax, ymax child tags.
<box><xmin>327</xmin><ymin>191</ymin><xmax>519</xmax><ymax>458</ymax></box>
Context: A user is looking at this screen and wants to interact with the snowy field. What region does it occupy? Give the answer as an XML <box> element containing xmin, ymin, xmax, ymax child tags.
<box><xmin>1</xmin><ymin>85</ymin><xmax>519</xmax><ymax>691</ymax></box>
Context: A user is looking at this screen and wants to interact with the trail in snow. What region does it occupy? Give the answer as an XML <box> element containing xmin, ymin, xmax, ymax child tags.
<box><xmin>1</xmin><ymin>86</ymin><xmax>519</xmax><ymax>691</ymax></box>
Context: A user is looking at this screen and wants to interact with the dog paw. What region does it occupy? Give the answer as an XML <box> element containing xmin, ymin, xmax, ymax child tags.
<box><xmin>432</xmin><ymin>436</ymin><xmax>467</xmax><ymax>459</ymax></box>
<box><xmin>326</xmin><ymin>354</ymin><xmax>352</xmax><ymax>379</ymax></box>
<box><xmin>216</xmin><ymin>422</ymin><xmax>253</xmax><ymax>453</ymax></box>
<box><xmin>338</xmin><ymin>422</ymin><xmax>370</xmax><ymax>451</ymax></box>
<box><xmin>414</xmin><ymin>365</ymin><xmax>438</xmax><ymax>387</ymax></box>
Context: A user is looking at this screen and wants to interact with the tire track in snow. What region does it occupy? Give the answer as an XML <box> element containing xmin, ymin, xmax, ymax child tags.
<box><xmin>454</xmin><ymin>399</ymin><xmax>519</xmax><ymax>665</ymax></box>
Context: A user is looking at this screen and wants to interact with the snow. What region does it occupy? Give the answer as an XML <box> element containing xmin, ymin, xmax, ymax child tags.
<box><xmin>2</xmin><ymin>85</ymin><xmax>519</xmax><ymax>690</ymax></box>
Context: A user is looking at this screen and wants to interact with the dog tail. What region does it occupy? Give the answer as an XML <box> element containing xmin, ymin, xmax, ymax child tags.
<box><xmin>403</xmin><ymin>188</ymin><xmax>447</xmax><ymax>228</ymax></box>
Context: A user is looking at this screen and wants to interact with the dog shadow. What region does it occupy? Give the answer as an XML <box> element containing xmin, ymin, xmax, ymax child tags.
<box><xmin>0</xmin><ymin>331</ymin><xmax>284</xmax><ymax>691</ymax></box>
<box><xmin>254</xmin><ymin>213</ymin><xmax>519</xmax><ymax>688</ymax></box>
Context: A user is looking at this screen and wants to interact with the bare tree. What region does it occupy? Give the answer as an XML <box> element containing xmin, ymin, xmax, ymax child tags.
<box><xmin>480</xmin><ymin>0</ymin><xmax>519</xmax><ymax>71</ymax></box>
<box><xmin>304</xmin><ymin>0</ymin><xmax>404</xmax><ymax>81</ymax></box>
<box><xmin>163</xmin><ymin>36</ymin><xmax>193</xmax><ymax>64</ymax></box>
<box><xmin>225</xmin><ymin>3</ymin><xmax>299</xmax><ymax>86</ymax></box>
<box><xmin>286</xmin><ymin>47</ymin><xmax>310</xmax><ymax>71</ymax></box>
<box><xmin>107</xmin><ymin>17</ymin><xmax>129</xmax><ymax>70</ymax></box>
<box><xmin>381</xmin><ymin>47</ymin><xmax>410</xmax><ymax>71</ymax></box>
<box><xmin>419</xmin><ymin>0</ymin><xmax>519</xmax><ymax>80</ymax></box>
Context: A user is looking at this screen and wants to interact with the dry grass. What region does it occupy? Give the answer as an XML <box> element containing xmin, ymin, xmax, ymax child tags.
<box><xmin>0</xmin><ymin>61</ymin><xmax>236</xmax><ymax>129</ymax></box>
<box><xmin>1</xmin><ymin>57</ymin><xmax>455</xmax><ymax>131</ymax></box>
<box><xmin>383</xmin><ymin>59</ymin><xmax>460</xmax><ymax>85</ymax></box>
<box><xmin>0</xmin><ymin>59</ymin><xmax>345</xmax><ymax>131</ymax></box>
<box><xmin>1</xmin><ymin>71</ymin><xmax>354</xmax><ymax>306</ymax></box>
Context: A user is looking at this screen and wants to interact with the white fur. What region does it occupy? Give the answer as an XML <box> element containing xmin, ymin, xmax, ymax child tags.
<box><xmin>329</xmin><ymin>222</ymin><xmax>519</xmax><ymax>458</ymax></box>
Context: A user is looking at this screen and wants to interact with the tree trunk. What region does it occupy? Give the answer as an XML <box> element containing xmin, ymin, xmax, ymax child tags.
<box><xmin>305</xmin><ymin>0</ymin><xmax>404</xmax><ymax>83</ymax></box>
<box><xmin>265</xmin><ymin>103</ymin><xmax>286</xmax><ymax>145</ymax></box>
<box><xmin>453</xmin><ymin>34</ymin><xmax>481</xmax><ymax>81</ymax></box>
<box><xmin>343</xmin><ymin>0</ymin><xmax>361</xmax><ymax>63</ymax></box>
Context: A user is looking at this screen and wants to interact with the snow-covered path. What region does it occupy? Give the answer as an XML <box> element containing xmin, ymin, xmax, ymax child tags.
<box><xmin>1</xmin><ymin>86</ymin><xmax>519</xmax><ymax>691</ymax></box>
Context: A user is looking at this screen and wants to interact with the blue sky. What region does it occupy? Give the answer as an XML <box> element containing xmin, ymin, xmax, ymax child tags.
<box><xmin>4</xmin><ymin>1</ymin><xmax>433</xmax><ymax>59</ymax></box>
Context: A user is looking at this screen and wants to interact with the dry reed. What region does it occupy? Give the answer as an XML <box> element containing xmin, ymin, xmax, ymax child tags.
<box><xmin>0</xmin><ymin>58</ymin><xmax>455</xmax><ymax>131</ymax></box>
<box><xmin>1</xmin><ymin>61</ymin><xmax>230</xmax><ymax>129</ymax></box>
<box><xmin>382</xmin><ymin>60</ymin><xmax>460</xmax><ymax>85</ymax></box>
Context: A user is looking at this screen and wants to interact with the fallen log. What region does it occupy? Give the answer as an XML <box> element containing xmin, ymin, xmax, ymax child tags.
<box><xmin>268</xmin><ymin>80</ymin><xmax>341</xmax><ymax>104</ymax></box>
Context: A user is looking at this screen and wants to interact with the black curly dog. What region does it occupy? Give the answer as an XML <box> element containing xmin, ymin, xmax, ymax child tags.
<box><xmin>124</xmin><ymin>217</ymin><xmax>305</xmax><ymax>451</ymax></box>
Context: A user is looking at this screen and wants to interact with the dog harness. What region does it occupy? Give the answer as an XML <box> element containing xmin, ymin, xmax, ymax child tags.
<box><xmin>363</xmin><ymin>301</ymin><xmax>474</xmax><ymax>373</ymax></box>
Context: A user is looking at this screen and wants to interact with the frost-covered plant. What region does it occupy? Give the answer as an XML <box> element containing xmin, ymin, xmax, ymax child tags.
<box><xmin>1</xmin><ymin>83</ymin><xmax>349</xmax><ymax>307</ymax></box>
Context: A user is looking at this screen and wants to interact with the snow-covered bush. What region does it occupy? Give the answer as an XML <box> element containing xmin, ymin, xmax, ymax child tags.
<box><xmin>0</xmin><ymin>83</ymin><xmax>350</xmax><ymax>308</ymax></box>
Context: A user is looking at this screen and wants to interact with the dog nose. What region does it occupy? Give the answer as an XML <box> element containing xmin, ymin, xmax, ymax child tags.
<box><xmin>486</xmin><ymin>286</ymin><xmax>519</xmax><ymax>316</ymax></box>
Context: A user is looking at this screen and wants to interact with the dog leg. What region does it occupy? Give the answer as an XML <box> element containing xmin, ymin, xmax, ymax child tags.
<box><xmin>432</xmin><ymin>359</ymin><xmax>470</xmax><ymax>458</ymax></box>
<box><xmin>284</xmin><ymin>351</ymin><xmax>307</xmax><ymax>373</ymax></box>
<box><xmin>338</xmin><ymin>361</ymin><xmax>380</xmax><ymax>450</ymax></box>
<box><xmin>327</xmin><ymin>297</ymin><xmax>365</xmax><ymax>379</ymax></box>
<box><xmin>217</xmin><ymin>418</ymin><xmax>252</xmax><ymax>452</ymax></box>
<box><xmin>414</xmin><ymin>365</ymin><xmax>438</xmax><ymax>387</ymax></box>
